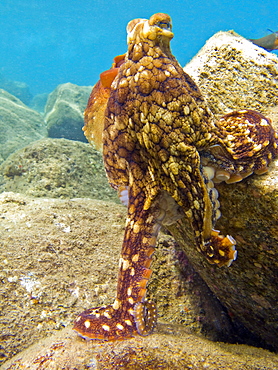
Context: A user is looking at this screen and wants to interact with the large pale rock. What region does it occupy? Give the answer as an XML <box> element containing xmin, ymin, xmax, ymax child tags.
<box><xmin>184</xmin><ymin>31</ymin><xmax>278</xmax><ymax>116</ymax></box>
<box><xmin>0</xmin><ymin>193</ymin><xmax>252</xmax><ymax>366</ymax></box>
<box><xmin>44</xmin><ymin>83</ymin><xmax>92</xmax><ymax>142</ymax></box>
<box><xmin>0</xmin><ymin>89</ymin><xmax>47</xmax><ymax>163</ymax></box>
<box><xmin>0</xmin><ymin>138</ymin><xmax>117</xmax><ymax>201</ymax></box>
<box><xmin>178</xmin><ymin>31</ymin><xmax>278</xmax><ymax>350</ymax></box>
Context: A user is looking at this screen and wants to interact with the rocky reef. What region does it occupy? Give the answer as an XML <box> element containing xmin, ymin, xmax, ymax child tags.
<box><xmin>0</xmin><ymin>89</ymin><xmax>47</xmax><ymax>164</ymax></box>
<box><xmin>0</xmin><ymin>138</ymin><xmax>117</xmax><ymax>202</ymax></box>
<box><xmin>44</xmin><ymin>83</ymin><xmax>92</xmax><ymax>142</ymax></box>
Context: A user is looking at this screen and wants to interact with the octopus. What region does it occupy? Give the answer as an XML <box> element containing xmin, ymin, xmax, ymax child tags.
<box><xmin>74</xmin><ymin>13</ymin><xmax>278</xmax><ymax>341</ymax></box>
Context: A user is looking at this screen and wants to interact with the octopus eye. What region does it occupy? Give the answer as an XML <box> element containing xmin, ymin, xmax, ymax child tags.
<box><xmin>156</xmin><ymin>21</ymin><xmax>172</xmax><ymax>31</ymax></box>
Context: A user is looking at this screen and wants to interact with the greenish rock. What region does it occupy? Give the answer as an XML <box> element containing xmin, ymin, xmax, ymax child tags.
<box><xmin>0</xmin><ymin>89</ymin><xmax>47</xmax><ymax>163</ymax></box>
<box><xmin>184</xmin><ymin>30</ymin><xmax>278</xmax><ymax>117</ymax></box>
<box><xmin>0</xmin><ymin>138</ymin><xmax>118</xmax><ymax>201</ymax></box>
<box><xmin>30</xmin><ymin>92</ymin><xmax>49</xmax><ymax>113</ymax></box>
<box><xmin>44</xmin><ymin>83</ymin><xmax>92</xmax><ymax>142</ymax></box>
<box><xmin>0</xmin><ymin>73</ymin><xmax>33</xmax><ymax>105</ymax></box>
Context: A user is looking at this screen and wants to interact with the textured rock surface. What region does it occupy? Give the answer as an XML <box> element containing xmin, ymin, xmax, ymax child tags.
<box><xmin>168</xmin><ymin>155</ymin><xmax>278</xmax><ymax>351</ymax></box>
<box><xmin>2</xmin><ymin>326</ymin><xmax>278</xmax><ymax>370</ymax></box>
<box><xmin>179</xmin><ymin>33</ymin><xmax>278</xmax><ymax>350</ymax></box>
<box><xmin>44</xmin><ymin>83</ymin><xmax>92</xmax><ymax>142</ymax></box>
<box><xmin>0</xmin><ymin>138</ymin><xmax>117</xmax><ymax>201</ymax></box>
<box><xmin>0</xmin><ymin>89</ymin><xmax>47</xmax><ymax>163</ymax></box>
<box><xmin>184</xmin><ymin>31</ymin><xmax>278</xmax><ymax>116</ymax></box>
<box><xmin>0</xmin><ymin>193</ymin><xmax>251</xmax><ymax>366</ymax></box>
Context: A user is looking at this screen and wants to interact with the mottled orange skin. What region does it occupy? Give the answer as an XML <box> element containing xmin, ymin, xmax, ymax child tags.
<box><xmin>76</xmin><ymin>13</ymin><xmax>278</xmax><ymax>341</ymax></box>
<box><xmin>83</xmin><ymin>54</ymin><xmax>125</xmax><ymax>149</ymax></box>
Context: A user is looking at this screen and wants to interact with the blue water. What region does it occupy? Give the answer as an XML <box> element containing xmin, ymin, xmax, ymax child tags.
<box><xmin>1</xmin><ymin>0</ymin><xmax>277</xmax><ymax>96</ymax></box>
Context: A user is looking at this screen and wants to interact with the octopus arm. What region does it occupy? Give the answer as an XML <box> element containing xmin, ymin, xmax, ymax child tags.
<box><xmin>73</xmin><ymin>180</ymin><xmax>159</xmax><ymax>340</ymax></box>
<box><xmin>159</xmin><ymin>146</ymin><xmax>236</xmax><ymax>266</ymax></box>
<box><xmin>207</xmin><ymin>110</ymin><xmax>278</xmax><ymax>183</ymax></box>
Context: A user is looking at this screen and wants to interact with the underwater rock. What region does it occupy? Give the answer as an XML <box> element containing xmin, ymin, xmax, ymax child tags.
<box><xmin>0</xmin><ymin>73</ymin><xmax>33</xmax><ymax>105</ymax></box>
<box><xmin>0</xmin><ymin>89</ymin><xmax>47</xmax><ymax>163</ymax></box>
<box><xmin>0</xmin><ymin>193</ymin><xmax>251</xmax><ymax>365</ymax></box>
<box><xmin>44</xmin><ymin>83</ymin><xmax>92</xmax><ymax>142</ymax></box>
<box><xmin>0</xmin><ymin>138</ymin><xmax>117</xmax><ymax>201</ymax></box>
<box><xmin>167</xmin><ymin>152</ymin><xmax>278</xmax><ymax>351</ymax></box>
<box><xmin>30</xmin><ymin>92</ymin><xmax>49</xmax><ymax>113</ymax></box>
<box><xmin>184</xmin><ymin>30</ymin><xmax>278</xmax><ymax>116</ymax></box>
<box><xmin>2</xmin><ymin>327</ymin><xmax>278</xmax><ymax>370</ymax></box>
<box><xmin>180</xmin><ymin>33</ymin><xmax>278</xmax><ymax>350</ymax></box>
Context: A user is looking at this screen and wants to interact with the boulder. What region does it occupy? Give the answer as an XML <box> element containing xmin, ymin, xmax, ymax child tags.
<box><xmin>44</xmin><ymin>83</ymin><xmax>92</xmax><ymax>142</ymax></box>
<box><xmin>0</xmin><ymin>138</ymin><xmax>117</xmax><ymax>201</ymax></box>
<box><xmin>184</xmin><ymin>31</ymin><xmax>278</xmax><ymax>117</ymax></box>
<box><xmin>0</xmin><ymin>73</ymin><xmax>33</xmax><ymax>105</ymax></box>
<box><xmin>168</xmin><ymin>141</ymin><xmax>278</xmax><ymax>351</ymax></box>
<box><xmin>0</xmin><ymin>89</ymin><xmax>47</xmax><ymax>163</ymax></box>
<box><xmin>30</xmin><ymin>92</ymin><xmax>49</xmax><ymax>113</ymax></box>
<box><xmin>177</xmin><ymin>31</ymin><xmax>278</xmax><ymax>350</ymax></box>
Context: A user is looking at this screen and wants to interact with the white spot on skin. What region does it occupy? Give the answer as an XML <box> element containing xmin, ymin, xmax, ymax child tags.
<box><xmin>122</xmin><ymin>259</ymin><xmax>130</xmax><ymax>271</ymax></box>
<box><xmin>102</xmin><ymin>324</ymin><xmax>110</xmax><ymax>331</ymax></box>
<box><xmin>125</xmin><ymin>319</ymin><xmax>133</xmax><ymax>326</ymax></box>
<box><xmin>132</xmin><ymin>254</ymin><xmax>139</xmax><ymax>262</ymax></box>
<box><xmin>193</xmin><ymin>200</ymin><xmax>200</xmax><ymax>209</ymax></box>
<box><xmin>127</xmin><ymin>287</ymin><xmax>132</xmax><ymax>296</ymax></box>
<box><xmin>116</xmin><ymin>323</ymin><xmax>124</xmax><ymax>330</ymax></box>
<box><xmin>119</xmin><ymin>257</ymin><xmax>130</xmax><ymax>271</ymax></box>
<box><xmin>128</xmin><ymin>308</ymin><xmax>134</xmax><ymax>316</ymax></box>
<box><xmin>103</xmin><ymin>311</ymin><xmax>111</xmax><ymax>319</ymax></box>
<box><xmin>253</xmin><ymin>143</ymin><xmax>262</xmax><ymax>152</ymax></box>
<box><xmin>113</xmin><ymin>299</ymin><xmax>121</xmax><ymax>310</ymax></box>
<box><xmin>133</xmin><ymin>223</ymin><xmax>141</xmax><ymax>233</ymax></box>
<box><xmin>128</xmin><ymin>297</ymin><xmax>134</xmax><ymax>305</ymax></box>
<box><xmin>84</xmin><ymin>320</ymin><xmax>91</xmax><ymax>328</ymax></box>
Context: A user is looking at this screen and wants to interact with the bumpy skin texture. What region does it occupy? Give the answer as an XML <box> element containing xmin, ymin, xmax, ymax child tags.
<box><xmin>76</xmin><ymin>13</ymin><xmax>278</xmax><ymax>341</ymax></box>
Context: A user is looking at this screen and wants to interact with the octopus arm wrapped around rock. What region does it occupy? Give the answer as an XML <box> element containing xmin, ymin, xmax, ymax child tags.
<box><xmin>75</xmin><ymin>13</ymin><xmax>278</xmax><ymax>341</ymax></box>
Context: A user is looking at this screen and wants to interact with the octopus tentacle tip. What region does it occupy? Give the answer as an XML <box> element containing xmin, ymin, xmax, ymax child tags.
<box><xmin>134</xmin><ymin>300</ymin><xmax>157</xmax><ymax>336</ymax></box>
<box><xmin>76</xmin><ymin>13</ymin><xmax>278</xmax><ymax>341</ymax></box>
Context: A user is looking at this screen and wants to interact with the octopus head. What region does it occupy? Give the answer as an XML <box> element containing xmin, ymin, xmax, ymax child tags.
<box><xmin>127</xmin><ymin>13</ymin><xmax>173</xmax><ymax>57</ymax></box>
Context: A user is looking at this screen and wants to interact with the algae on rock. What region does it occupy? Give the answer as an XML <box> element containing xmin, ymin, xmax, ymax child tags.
<box><xmin>0</xmin><ymin>89</ymin><xmax>47</xmax><ymax>163</ymax></box>
<box><xmin>184</xmin><ymin>31</ymin><xmax>278</xmax><ymax>117</ymax></box>
<box><xmin>0</xmin><ymin>138</ymin><xmax>118</xmax><ymax>201</ymax></box>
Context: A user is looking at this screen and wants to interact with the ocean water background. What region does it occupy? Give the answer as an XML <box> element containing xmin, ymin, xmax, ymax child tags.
<box><xmin>0</xmin><ymin>0</ymin><xmax>277</xmax><ymax>96</ymax></box>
